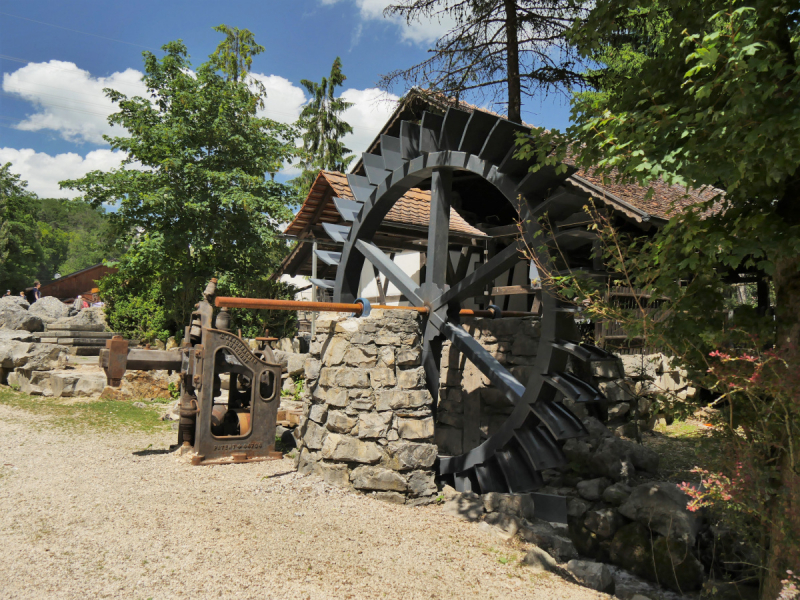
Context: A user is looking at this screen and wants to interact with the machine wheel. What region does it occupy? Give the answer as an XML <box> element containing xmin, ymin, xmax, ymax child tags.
<box><xmin>322</xmin><ymin>107</ymin><xmax>618</xmax><ymax>494</ymax></box>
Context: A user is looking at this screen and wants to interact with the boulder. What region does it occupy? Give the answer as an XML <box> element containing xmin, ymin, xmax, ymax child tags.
<box><xmin>577</xmin><ymin>477</ymin><xmax>611</xmax><ymax>501</ymax></box>
<box><xmin>592</xmin><ymin>437</ymin><xmax>637</xmax><ymax>482</ymax></box>
<box><xmin>0</xmin><ymin>330</ymin><xmax>35</xmax><ymax>343</ymax></box>
<box><xmin>0</xmin><ymin>309</ymin><xmax>43</xmax><ymax>332</ymax></box>
<box><xmin>567</xmin><ymin>560</ymin><xmax>615</xmax><ymax>594</ymax></box>
<box><xmin>608</xmin><ymin>522</ymin><xmax>654</xmax><ymax>579</ymax></box>
<box><xmin>652</xmin><ymin>536</ymin><xmax>705</xmax><ymax>593</ymax></box>
<box><xmin>0</xmin><ymin>341</ymin><xmax>65</xmax><ymax>370</ymax></box>
<box><xmin>271</xmin><ymin>350</ymin><xmax>289</xmax><ymax>369</ymax></box>
<box><xmin>568</xmin><ymin>515</ymin><xmax>609</xmax><ymax>560</ymax></box>
<box><xmin>47</xmin><ymin>307</ymin><xmax>107</xmax><ymax>331</ymax></box>
<box><xmin>442</xmin><ymin>491</ymin><xmax>484</xmax><ymax>522</ymax></box>
<box><xmin>522</xmin><ymin>546</ymin><xmax>557</xmax><ymax>573</ymax></box>
<box><xmin>618</xmin><ymin>482</ymin><xmax>701</xmax><ymax>545</ymax></box>
<box><xmin>602</xmin><ymin>482</ymin><xmax>633</xmax><ymax>505</ymax></box>
<box><xmin>0</xmin><ymin>296</ymin><xmax>29</xmax><ymax>310</ymax></box>
<box><xmin>406</xmin><ymin>471</ymin><xmax>437</xmax><ymax>498</ymax></box>
<box><xmin>483</xmin><ymin>511</ymin><xmax>522</xmax><ymax>536</ymax></box>
<box><xmin>584</xmin><ymin>508</ymin><xmax>626</xmax><ymax>540</ymax></box>
<box><xmin>519</xmin><ymin>520</ymin><xmax>579</xmax><ymax>561</ymax></box>
<box><xmin>28</xmin><ymin>296</ymin><xmax>70</xmax><ymax>323</ymax></box>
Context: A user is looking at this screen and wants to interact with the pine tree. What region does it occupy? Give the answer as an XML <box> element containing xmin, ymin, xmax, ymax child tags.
<box><xmin>293</xmin><ymin>57</ymin><xmax>355</xmax><ymax>197</ymax></box>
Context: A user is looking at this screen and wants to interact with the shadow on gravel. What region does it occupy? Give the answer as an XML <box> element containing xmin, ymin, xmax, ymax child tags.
<box><xmin>132</xmin><ymin>448</ymin><xmax>174</xmax><ymax>456</ymax></box>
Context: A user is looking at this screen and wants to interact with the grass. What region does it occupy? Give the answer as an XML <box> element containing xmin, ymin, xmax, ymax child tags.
<box><xmin>642</xmin><ymin>417</ymin><xmax>718</xmax><ymax>484</ymax></box>
<box><xmin>0</xmin><ymin>387</ymin><xmax>171</xmax><ymax>433</ymax></box>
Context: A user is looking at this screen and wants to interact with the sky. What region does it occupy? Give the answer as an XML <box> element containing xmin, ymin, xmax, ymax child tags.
<box><xmin>0</xmin><ymin>0</ymin><xmax>574</xmax><ymax>198</ymax></box>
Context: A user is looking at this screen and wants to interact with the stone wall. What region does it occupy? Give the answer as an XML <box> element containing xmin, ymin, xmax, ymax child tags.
<box><xmin>294</xmin><ymin>310</ymin><xmax>438</xmax><ymax>505</ymax></box>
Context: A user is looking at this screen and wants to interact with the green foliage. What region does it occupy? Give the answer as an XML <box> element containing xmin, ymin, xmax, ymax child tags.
<box><xmin>98</xmin><ymin>267</ymin><xmax>170</xmax><ymax>343</ymax></box>
<box><xmin>293</xmin><ymin>57</ymin><xmax>354</xmax><ymax>197</ymax></box>
<box><xmin>62</xmin><ymin>28</ymin><xmax>299</xmax><ymax>335</ymax></box>
<box><xmin>216</xmin><ymin>275</ymin><xmax>298</xmax><ymax>339</ymax></box>
<box><xmin>167</xmin><ymin>382</ymin><xmax>180</xmax><ymax>400</ymax></box>
<box><xmin>515</xmin><ymin>0</ymin><xmax>800</xmax><ymax>590</ymax></box>
<box><xmin>0</xmin><ymin>163</ymin><xmax>44</xmax><ymax>292</ymax></box>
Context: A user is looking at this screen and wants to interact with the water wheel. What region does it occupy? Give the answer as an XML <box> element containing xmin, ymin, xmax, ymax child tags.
<box><xmin>318</xmin><ymin>107</ymin><xmax>619</xmax><ymax>494</ymax></box>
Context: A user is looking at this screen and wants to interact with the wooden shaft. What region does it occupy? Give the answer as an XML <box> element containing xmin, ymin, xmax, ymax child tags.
<box><xmin>215</xmin><ymin>297</ymin><xmax>535</xmax><ymax>318</ymax></box>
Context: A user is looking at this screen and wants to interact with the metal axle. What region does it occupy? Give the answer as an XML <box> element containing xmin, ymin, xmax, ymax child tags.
<box><xmin>214</xmin><ymin>297</ymin><xmax>536</xmax><ymax>319</ymax></box>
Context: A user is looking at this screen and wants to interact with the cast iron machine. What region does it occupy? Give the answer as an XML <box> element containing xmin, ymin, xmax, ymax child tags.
<box><xmin>100</xmin><ymin>279</ymin><xmax>283</xmax><ymax>465</ymax></box>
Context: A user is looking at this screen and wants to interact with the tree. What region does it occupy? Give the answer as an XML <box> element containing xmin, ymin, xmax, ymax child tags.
<box><xmin>381</xmin><ymin>0</ymin><xmax>587</xmax><ymax>123</ymax></box>
<box><xmin>293</xmin><ymin>57</ymin><xmax>354</xmax><ymax>196</ymax></box>
<box><xmin>0</xmin><ymin>164</ymin><xmax>44</xmax><ymax>293</ymax></box>
<box><xmin>62</xmin><ymin>29</ymin><xmax>299</xmax><ymax>337</ymax></box>
<box><xmin>519</xmin><ymin>1</ymin><xmax>800</xmax><ymax>595</ymax></box>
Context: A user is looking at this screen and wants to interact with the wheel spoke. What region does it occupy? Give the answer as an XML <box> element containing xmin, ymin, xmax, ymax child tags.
<box><xmin>426</xmin><ymin>169</ymin><xmax>452</xmax><ymax>288</ymax></box>
<box><xmin>436</xmin><ymin>241</ymin><xmax>524</xmax><ymax>308</ymax></box>
<box><xmin>355</xmin><ymin>240</ymin><xmax>424</xmax><ymax>306</ymax></box>
<box><xmin>443</xmin><ymin>322</ymin><xmax>524</xmax><ymax>404</ymax></box>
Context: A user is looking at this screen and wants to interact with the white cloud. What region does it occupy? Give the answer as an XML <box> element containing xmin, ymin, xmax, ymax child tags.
<box><xmin>341</xmin><ymin>88</ymin><xmax>399</xmax><ymax>159</ymax></box>
<box><xmin>321</xmin><ymin>0</ymin><xmax>454</xmax><ymax>45</ymax></box>
<box><xmin>251</xmin><ymin>73</ymin><xmax>307</xmax><ymax>124</ymax></box>
<box><xmin>2</xmin><ymin>61</ymin><xmax>147</xmax><ymax>145</ymax></box>
<box><xmin>0</xmin><ymin>147</ymin><xmax>126</xmax><ymax>198</ymax></box>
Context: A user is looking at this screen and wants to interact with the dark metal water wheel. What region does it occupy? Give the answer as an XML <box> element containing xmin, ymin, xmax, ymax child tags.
<box><xmin>323</xmin><ymin>107</ymin><xmax>617</xmax><ymax>494</ymax></box>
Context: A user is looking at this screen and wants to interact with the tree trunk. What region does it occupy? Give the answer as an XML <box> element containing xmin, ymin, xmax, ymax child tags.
<box><xmin>502</xmin><ymin>0</ymin><xmax>522</xmax><ymax>124</ymax></box>
<box><xmin>761</xmin><ymin>254</ymin><xmax>800</xmax><ymax>600</ymax></box>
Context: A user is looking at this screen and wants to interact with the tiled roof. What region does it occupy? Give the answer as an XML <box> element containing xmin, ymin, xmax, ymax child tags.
<box><xmin>356</xmin><ymin>88</ymin><xmax>720</xmax><ymax>223</ymax></box>
<box><xmin>283</xmin><ymin>171</ymin><xmax>486</xmax><ymax>238</ymax></box>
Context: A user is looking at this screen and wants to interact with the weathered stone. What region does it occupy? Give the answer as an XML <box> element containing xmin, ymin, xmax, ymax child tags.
<box><xmin>29</xmin><ymin>296</ymin><xmax>71</xmax><ymax>323</ymax></box>
<box><xmin>567</xmin><ymin>497</ymin><xmax>591</xmax><ymax>518</ymax></box>
<box><xmin>396</xmin><ymin>367</ymin><xmax>425</xmax><ymax>389</ymax></box>
<box><xmin>592</xmin><ymin>437</ymin><xmax>637</xmax><ymax>482</ymax></box>
<box><xmin>567</xmin><ymin>560</ymin><xmax>615</xmax><ymax>594</ymax></box>
<box><xmin>607</xmin><ymin>402</ymin><xmax>631</xmax><ymax>420</ymax></box>
<box><xmin>376</xmin><ymin>389</ymin><xmax>431</xmax><ymax>411</ymax></box>
<box><xmin>397</xmin><ymin>417</ymin><xmax>434</xmax><ymax>440</ymax></box>
<box><xmin>0</xmin><ymin>341</ymin><xmax>65</xmax><ymax>370</ymax></box>
<box><xmin>395</xmin><ymin>346</ymin><xmax>421</xmax><ymax>366</ymax></box>
<box><xmin>357</xmin><ymin>412</ymin><xmax>392</xmax><ymax>438</ymax></box>
<box><xmin>520</xmin><ymin>520</ymin><xmax>579</xmax><ymax>561</ymax></box>
<box><xmin>511</xmin><ymin>335</ymin><xmax>539</xmax><ymax>356</ymax></box>
<box><xmin>287</xmin><ymin>353</ymin><xmax>309</xmax><ymax>377</ymax></box>
<box><xmin>615</xmin><ymin>422</ymin><xmax>639</xmax><ymax>439</ymax></box>
<box><xmin>602</xmin><ymin>482</ymin><xmax>632</xmax><ymax>505</ymax></box>
<box><xmin>577</xmin><ymin>477</ymin><xmax>611</xmax><ymax>501</ymax></box>
<box><xmin>584</xmin><ymin>508</ymin><xmax>626</xmax><ymax>540</ymax></box>
<box><xmin>434</xmin><ymin>425</ymin><xmax>462</xmax><ymax>455</ymax></box>
<box><xmin>272</xmin><ymin>350</ymin><xmax>289</xmax><ymax>369</ymax></box>
<box><xmin>321</xmin><ymin>434</ymin><xmax>382</xmax><ymax>463</ymax></box>
<box><xmin>322</xmin><ymin>337</ymin><xmax>349</xmax><ymax>366</ymax></box>
<box><xmin>308</xmin><ymin>403</ymin><xmax>328</xmax><ymax>424</ymax></box>
<box><xmin>303</xmin><ymin>420</ymin><xmax>328</xmax><ymax>450</ymax></box>
<box><xmin>378</xmin><ymin>346</ymin><xmax>394</xmax><ymax>367</ymax></box>
<box><xmin>386</xmin><ymin>441</ymin><xmax>437</xmax><ymax>469</ymax></box>
<box><xmin>304</xmin><ymin>358</ymin><xmax>321</xmax><ymax>380</ymax></box>
<box><xmin>406</xmin><ymin>471</ymin><xmax>437</xmax><ymax>497</ymax></box>
<box><xmin>442</xmin><ymin>491</ymin><xmax>484</xmax><ymax>522</ymax></box>
<box><xmin>608</xmin><ymin>522</ymin><xmax>654</xmax><ymax>578</ymax></box>
<box><xmin>350</xmin><ymin>396</ymin><xmax>374</xmax><ymax>411</ymax></box>
<box><xmin>335</xmin><ymin>368</ymin><xmax>370</xmax><ymax>388</ymax></box>
<box><xmin>324</xmin><ymin>388</ymin><xmax>348</xmax><ymax>407</ymax></box>
<box><xmin>522</xmin><ymin>546</ymin><xmax>557</xmax><ymax>573</ymax></box>
<box><xmin>369</xmin><ymin>367</ymin><xmax>396</xmax><ymax>388</ymax></box>
<box><xmin>344</xmin><ymin>347</ymin><xmax>377</xmax><ymax>367</ymax></box>
<box><xmin>0</xmin><ymin>310</ymin><xmax>43</xmax><ymax>332</ymax></box>
<box><xmin>482</xmin><ymin>492</ymin><xmax>535</xmax><ymax>520</ymax></box>
<box><xmin>619</xmin><ymin>482</ymin><xmax>701</xmax><ymax>545</ymax></box>
<box><xmin>282</xmin><ymin>375</ymin><xmax>295</xmax><ymax>393</ymax></box>
<box><xmin>0</xmin><ymin>296</ymin><xmax>29</xmax><ymax>310</ymax></box>
<box><xmin>483</xmin><ymin>511</ymin><xmax>522</xmax><ymax>536</ymax></box>
<box><xmin>325</xmin><ymin>410</ymin><xmax>358</xmax><ymax>433</ymax></box>
<box><xmin>590</xmin><ymin>360</ymin><xmax>623</xmax><ymax>379</ymax></box>
<box><xmin>351</xmin><ymin>465</ymin><xmax>407</xmax><ymax>492</ymax></box>
<box><xmin>652</xmin><ymin>536</ymin><xmax>705</xmax><ymax>592</ymax></box>
<box><xmin>375</xmin><ymin>333</ymin><xmax>402</xmax><ymax>345</ymax></box>
<box><xmin>46</xmin><ymin>307</ymin><xmax>106</xmax><ymax>331</ymax></box>
<box><xmin>599</xmin><ymin>380</ymin><xmax>634</xmax><ymax>402</ymax></box>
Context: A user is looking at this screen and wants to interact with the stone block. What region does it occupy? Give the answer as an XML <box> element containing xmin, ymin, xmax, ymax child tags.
<box><xmin>376</xmin><ymin>390</ymin><xmax>431</xmax><ymax>411</ymax></box>
<box><xmin>482</xmin><ymin>492</ymin><xmax>535</xmax><ymax>520</ymax></box>
<box><xmin>511</xmin><ymin>335</ymin><xmax>538</xmax><ymax>356</ymax></box>
<box><xmin>375</xmin><ymin>333</ymin><xmax>402</xmax><ymax>345</ymax></box>
<box><xmin>442</xmin><ymin>491</ymin><xmax>484</xmax><ymax>522</ymax></box>
<box><xmin>335</xmin><ymin>368</ymin><xmax>370</xmax><ymax>389</ymax></box>
<box><xmin>386</xmin><ymin>441</ymin><xmax>437</xmax><ymax>470</ymax></box>
<box><xmin>434</xmin><ymin>425</ymin><xmax>463</xmax><ymax>456</ymax></box>
<box><xmin>584</xmin><ymin>508</ymin><xmax>626</xmax><ymax>540</ymax></box>
<box><xmin>321</xmin><ymin>434</ymin><xmax>382</xmax><ymax>463</ymax></box>
<box><xmin>590</xmin><ymin>360</ymin><xmax>623</xmax><ymax>379</ymax></box>
<box><xmin>397</xmin><ymin>367</ymin><xmax>425</xmax><ymax>389</ymax></box>
<box><xmin>599</xmin><ymin>380</ymin><xmax>634</xmax><ymax>402</ymax></box>
<box><xmin>325</xmin><ymin>388</ymin><xmax>348</xmax><ymax>407</ymax></box>
<box><xmin>303</xmin><ymin>420</ymin><xmax>327</xmax><ymax>450</ymax></box>
<box><xmin>519</xmin><ymin>520</ymin><xmax>579</xmax><ymax>561</ymax></box>
<box><xmin>317</xmin><ymin>462</ymin><xmax>351</xmax><ymax>488</ymax></box>
<box><xmin>286</xmin><ymin>353</ymin><xmax>309</xmax><ymax>377</ymax></box>
<box><xmin>309</xmin><ymin>404</ymin><xmax>328</xmax><ymax>424</ymax></box>
<box><xmin>369</xmin><ymin>367</ymin><xmax>396</xmax><ymax>389</ymax></box>
<box><xmin>373</xmin><ymin>491</ymin><xmax>406</xmax><ymax>504</ymax></box>
<box><xmin>567</xmin><ymin>560</ymin><xmax>615</xmax><ymax>594</ymax></box>
<box><xmin>378</xmin><ymin>346</ymin><xmax>394</xmax><ymax>367</ymax></box>
<box><xmin>395</xmin><ymin>347</ymin><xmax>421</xmax><ymax>366</ymax></box>
<box><xmin>326</xmin><ymin>410</ymin><xmax>357</xmax><ymax>433</ymax></box>
<box><xmin>351</xmin><ymin>465</ymin><xmax>407</xmax><ymax>492</ymax></box>
<box><xmin>522</xmin><ymin>547</ymin><xmax>557</xmax><ymax>573</ymax></box>
<box><xmin>607</xmin><ymin>402</ymin><xmax>630</xmax><ymax>419</ymax></box>
<box><xmin>322</xmin><ymin>337</ymin><xmax>349</xmax><ymax>366</ymax></box>
<box><xmin>577</xmin><ymin>477</ymin><xmax>612</xmax><ymax>501</ymax></box>
<box><xmin>397</xmin><ymin>417</ymin><xmax>434</xmax><ymax>440</ymax></box>
<box><xmin>357</xmin><ymin>412</ymin><xmax>392</xmax><ymax>438</ymax></box>
<box><xmin>407</xmin><ymin>471</ymin><xmax>437</xmax><ymax>497</ymax></box>
<box><xmin>344</xmin><ymin>346</ymin><xmax>377</xmax><ymax>367</ymax></box>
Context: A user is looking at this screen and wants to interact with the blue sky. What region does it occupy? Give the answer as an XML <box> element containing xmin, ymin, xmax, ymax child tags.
<box><xmin>0</xmin><ymin>0</ymin><xmax>573</xmax><ymax>198</ymax></box>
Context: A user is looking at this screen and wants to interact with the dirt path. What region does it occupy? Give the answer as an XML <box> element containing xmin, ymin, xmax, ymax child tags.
<box><xmin>0</xmin><ymin>402</ymin><xmax>607</xmax><ymax>600</ymax></box>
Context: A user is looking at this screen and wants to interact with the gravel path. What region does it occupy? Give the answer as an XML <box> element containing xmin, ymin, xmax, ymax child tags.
<box><xmin>0</xmin><ymin>403</ymin><xmax>607</xmax><ymax>600</ymax></box>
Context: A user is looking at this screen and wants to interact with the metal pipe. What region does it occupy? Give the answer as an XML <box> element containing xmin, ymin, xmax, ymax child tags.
<box><xmin>215</xmin><ymin>297</ymin><xmax>535</xmax><ymax>318</ymax></box>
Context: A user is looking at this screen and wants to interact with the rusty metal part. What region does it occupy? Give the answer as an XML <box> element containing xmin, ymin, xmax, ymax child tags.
<box><xmin>99</xmin><ymin>348</ymin><xmax>183</xmax><ymax>372</ymax></box>
<box><xmin>102</xmin><ymin>335</ymin><xmax>128</xmax><ymax>387</ymax></box>
<box><xmin>214</xmin><ymin>297</ymin><xmax>534</xmax><ymax>319</ymax></box>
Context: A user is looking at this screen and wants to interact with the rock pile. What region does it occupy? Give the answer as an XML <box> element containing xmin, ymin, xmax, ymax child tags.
<box><xmin>294</xmin><ymin>310</ymin><xmax>438</xmax><ymax>505</ymax></box>
<box><xmin>0</xmin><ymin>330</ymin><xmax>67</xmax><ymax>385</ymax></box>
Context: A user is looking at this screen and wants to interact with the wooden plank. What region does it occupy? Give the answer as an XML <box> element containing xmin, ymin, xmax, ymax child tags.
<box><xmin>491</xmin><ymin>285</ymin><xmax>536</xmax><ymax>296</ymax></box>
